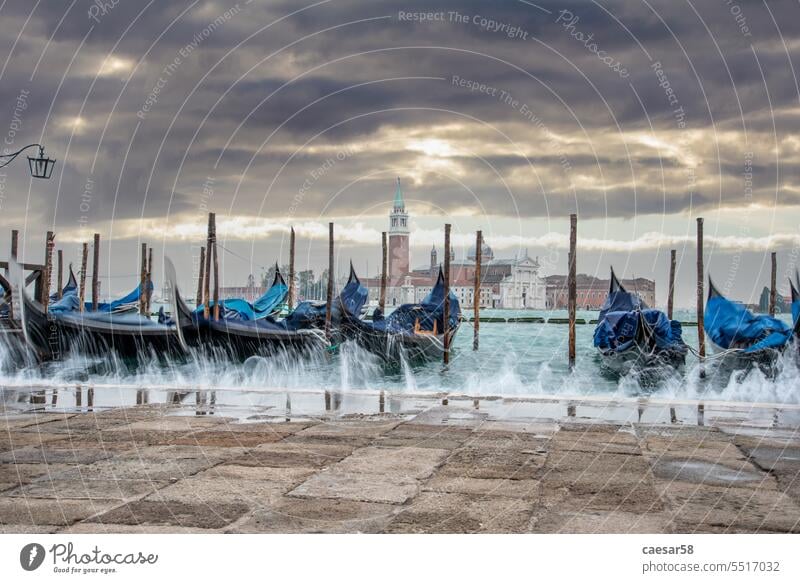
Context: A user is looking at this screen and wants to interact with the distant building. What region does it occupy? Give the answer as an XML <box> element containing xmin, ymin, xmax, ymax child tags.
<box><xmin>545</xmin><ymin>274</ymin><xmax>656</xmax><ymax>310</ymax></box>
<box><xmin>758</xmin><ymin>286</ymin><xmax>786</xmax><ymax>313</ymax></box>
<box><xmin>361</xmin><ymin>179</ymin><xmax>546</xmax><ymax>309</ymax></box>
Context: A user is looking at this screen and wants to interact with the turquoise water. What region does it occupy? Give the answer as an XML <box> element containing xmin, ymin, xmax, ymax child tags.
<box><xmin>1</xmin><ymin>309</ymin><xmax>799</xmax><ymax>406</ymax></box>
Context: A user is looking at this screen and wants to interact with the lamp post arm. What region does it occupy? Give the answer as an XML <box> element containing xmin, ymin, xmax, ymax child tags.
<box><xmin>0</xmin><ymin>143</ymin><xmax>46</xmax><ymax>169</ymax></box>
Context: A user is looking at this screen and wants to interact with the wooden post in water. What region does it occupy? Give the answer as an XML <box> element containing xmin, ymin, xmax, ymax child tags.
<box><xmin>325</xmin><ymin>222</ymin><xmax>334</xmax><ymax>342</ymax></box>
<box><xmin>473</xmin><ymin>230</ymin><xmax>482</xmax><ymax>351</ymax></box>
<box><xmin>91</xmin><ymin>233</ymin><xmax>100</xmax><ymax>311</ymax></box>
<box><xmin>443</xmin><ymin>223</ymin><xmax>452</xmax><ymax>366</ymax></box>
<box><xmin>40</xmin><ymin>231</ymin><xmax>55</xmax><ymax>311</ymax></box>
<box><xmin>146</xmin><ymin>246</ymin><xmax>153</xmax><ymax>313</ymax></box>
<box><xmin>139</xmin><ymin>243</ymin><xmax>148</xmax><ymax>315</ymax></box>
<box><xmin>203</xmin><ymin>213</ymin><xmax>213</xmax><ymax>319</ymax></box>
<box><xmin>196</xmin><ymin>246</ymin><xmax>205</xmax><ymax>307</ymax></box>
<box><xmin>667</xmin><ymin>249</ymin><xmax>676</xmax><ymax>319</ymax></box>
<box><xmin>10</xmin><ymin>229</ymin><xmax>18</xmax><ymax>261</ymax></box>
<box><xmin>211</xmin><ymin>214</ymin><xmax>219</xmax><ymax>321</ymax></box>
<box><xmin>568</xmin><ymin>214</ymin><xmax>577</xmax><ymax>370</ymax></box>
<box><xmin>696</xmin><ymin>218</ymin><xmax>705</xmax><ymax>360</ymax></box>
<box><xmin>56</xmin><ymin>249</ymin><xmax>63</xmax><ymax>300</ymax></box>
<box><xmin>79</xmin><ymin>243</ymin><xmax>88</xmax><ymax>313</ymax></box>
<box><xmin>7</xmin><ymin>230</ymin><xmax>18</xmax><ymax>318</ymax></box>
<box><xmin>379</xmin><ymin>231</ymin><xmax>387</xmax><ymax>312</ymax></box>
<box><xmin>288</xmin><ymin>226</ymin><xmax>296</xmax><ymax>310</ymax></box>
<box><xmin>769</xmin><ymin>252</ymin><xmax>777</xmax><ymax>316</ymax></box>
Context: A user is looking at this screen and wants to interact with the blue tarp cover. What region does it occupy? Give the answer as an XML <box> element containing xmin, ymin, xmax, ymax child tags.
<box><xmin>368</xmin><ymin>271</ymin><xmax>460</xmax><ymax>335</ymax></box>
<box><xmin>194</xmin><ymin>276</ymin><xmax>287</xmax><ymax>321</ymax></box>
<box><xmin>593</xmin><ymin>288</ymin><xmax>684</xmax><ymax>353</ymax></box>
<box><xmin>705</xmin><ymin>293</ymin><xmax>792</xmax><ymax>353</ymax></box>
<box><xmin>280</xmin><ymin>268</ymin><xmax>368</xmax><ymax>331</ymax></box>
<box><xmin>49</xmin><ymin>281</ymin><xmax>152</xmax><ymax>314</ymax></box>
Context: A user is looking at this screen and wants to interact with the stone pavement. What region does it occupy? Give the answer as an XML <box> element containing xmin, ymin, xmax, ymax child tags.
<box><xmin>1</xmin><ymin>401</ymin><xmax>799</xmax><ymax>533</ymax></box>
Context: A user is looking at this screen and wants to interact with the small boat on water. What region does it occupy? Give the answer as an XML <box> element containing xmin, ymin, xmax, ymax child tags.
<box><xmin>170</xmin><ymin>260</ymin><xmax>368</xmax><ymax>360</ymax></box>
<box><xmin>21</xmin><ymin>276</ymin><xmax>179</xmax><ymax>363</ymax></box>
<box><xmin>704</xmin><ymin>278</ymin><xmax>792</xmax><ymax>376</ymax></box>
<box><xmin>339</xmin><ymin>267</ymin><xmax>461</xmax><ymax>363</ymax></box>
<box><xmin>593</xmin><ymin>268</ymin><xmax>687</xmax><ymax>375</ymax></box>
<box><xmin>790</xmin><ymin>274</ymin><xmax>800</xmax><ymax>340</ymax></box>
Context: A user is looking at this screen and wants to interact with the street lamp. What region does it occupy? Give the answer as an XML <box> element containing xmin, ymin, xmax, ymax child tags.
<box><xmin>0</xmin><ymin>143</ymin><xmax>56</xmax><ymax>179</ymax></box>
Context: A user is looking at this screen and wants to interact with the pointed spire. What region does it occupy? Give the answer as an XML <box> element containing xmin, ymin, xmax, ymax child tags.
<box><xmin>393</xmin><ymin>176</ymin><xmax>404</xmax><ymax>210</ymax></box>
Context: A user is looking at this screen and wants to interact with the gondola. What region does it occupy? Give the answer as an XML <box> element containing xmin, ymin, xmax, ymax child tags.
<box><xmin>593</xmin><ymin>268</ymin><xmax>687</xmax><ymax>375</ymax></box>
<box><xmin>790</xmin><ymin>274</ymin><xmax>800</xmax><ymax>340</ymax></box>
<box><xmin>169</xmin><ymin>260</ymin><xmax>330</xmax><ymax>360</ymax></box>
<box><xmin>0</xmin><ymin>271</ymin><xmax>31</xmax><ymax>365</ymax></box>
<box><xmin>704</xmin><ymin>278</ymin><xmax>792</xmax><ymax>376</ymax></box>
<box><xmin>339</xmin><ymin>267</ymin><xmax>461</xmax><ymax>363</ymax></box>
<box><xmin>21</xmin><ymin>280</ymin><xmax>181</xmax><ymax>363</ymax></box>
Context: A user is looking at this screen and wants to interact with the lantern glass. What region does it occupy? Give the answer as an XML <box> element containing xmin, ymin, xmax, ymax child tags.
<box><xmin>27</xmin><ymin>152</ymin><xmax>56</xmax><ymax>179</ymax></box>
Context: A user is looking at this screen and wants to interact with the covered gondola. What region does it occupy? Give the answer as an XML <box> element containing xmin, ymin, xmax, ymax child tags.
<box><xmin>20</xmin><ymin>277</ymin><xmax>180</xmax><ymax>363</ymax></box>
<box><xmin>704</xmin><ymin>278</ymin><xmax>792</xmax><ymax>375</ymax></box>
<box><xmin>170</xmin><ymin>261</ymin><xmax>330</xmax><ymax>360</ymax></box>
<box><xmin>790</xmin><ymin>273</ymin><xmax>800</xmax><ymax>339</ymax></box>
<box><xmin>593</xmin><ymin>268</ymin><xmax>687</xmax><ymax>375</ymax></box>
<box><xmin>339</xmin><ymin>267</ymin><xmax>461</xmax><ymax>363</ymax></box>
<box><xmin>193</xmin><ymin>264</ymin><xmax>288</xmax><ymax>322</ymax></box>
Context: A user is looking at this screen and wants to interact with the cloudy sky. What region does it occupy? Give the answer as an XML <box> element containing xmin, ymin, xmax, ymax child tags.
<box><xmin>1</xmin><ymin>0</ymin><xmax>799</xmax><ymax>307</ymax></box>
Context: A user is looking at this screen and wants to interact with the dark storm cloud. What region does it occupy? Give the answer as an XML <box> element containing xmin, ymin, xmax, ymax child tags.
<box><xmin>1</xmin><ymin>0</ymin><xmax>799</xmax><ymax>235</ymax></box>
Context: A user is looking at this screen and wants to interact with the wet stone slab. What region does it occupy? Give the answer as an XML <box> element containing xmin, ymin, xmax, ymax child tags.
<box><xmin>0</xmin><ymin>497</ymin><xmax>115</xmax><ymax>527</ymax></box>
<box><xmin>227</xmin><ymin>442</ymin><xmax>354</xmax><ymax>469</ymax></box>
<box><xmin>84</xmin><ymin>499</ymin><xmax>249</xmax><ymax>529</ymax></box>
<box><xmin>8</xmin><ymin>478</ymin><xmax>168</xmax><ymax>501</ymax></box>
<box><xmin>332</xmin><ymin>446</ymin><xmax>448</xmax><ymax>480</ymax></box>
<box><xmin>0</xmin><ymin>446</ymin><xmax>114</xmax><ymax>465</ymax></box>
<box><xmin>650</xmin><ymin>457</ymin><xmax>771</xmax><ymax>488</ymax></box>
<box><xmin>384</xmin><ymin>492</ymin><xmax>535</xmax><ymax>533</ymax></box>
<box><xmin>658</xmin><ymin>482</ymin><xmax>800</xmax><ymax>533</ymax></box>
<box><xmin>288</xmin><ymin>470</ymin><xmax>419</xmax><ymax>505</ymax></box>
<box><xmin>530</xmin><ymin>509</ymin><xmax>669</xmax><ymax>534</ymax></box>
<box><xmin>232</xmin><ymin>498</ymin><xmax>397</xmax><ymax>534</ymax></box>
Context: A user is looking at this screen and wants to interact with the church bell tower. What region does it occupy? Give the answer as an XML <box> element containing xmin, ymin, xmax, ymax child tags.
<box><xmin>388</xmin><ymin>177</ymin><xmax>410</xmax><ymax>279</ymax></box>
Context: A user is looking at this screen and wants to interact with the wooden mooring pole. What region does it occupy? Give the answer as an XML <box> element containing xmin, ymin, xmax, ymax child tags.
<box><xmin>443</xmin><ymin>223</ymin><xmax>452</xmax><ymax>366</ymax></box>
<box><xmin>473</xmin><ymin>230</ymin><xmax>482</xmax><ymax>351</ymax></box>
<box><xmin>288</xmin><ymin>226</ymin><xmax>296</xmax><ymax>310</ymax></box>
<box><xmin>379</xmin><ymin>231</ymin><xmax>387</xmax><ymax>312</ymax></box>
<box><xmin>139</xmin><ymin>243</ymin><xmax>148</xmax><ymax>315</ymax></box>
<box><xmin>211</xmin><ymin>214</ymin><xmax>219</xmax><ymax>321</ymax></box>
<box><xmin>7</xmin><ymin>230</ymin><xmax>18</xmax><ymax>318</ymax></box>
<box><xmin>79</xmin><ymin>243</ymin><xmax>88</xmax><ymax>313</ymax></box>
<box><xmin>325</xmin><ymin>222</ymin><xmax>334</xmax><ymax>342</ymax></box>
<box><xmin>667</xmin><ymin>249</ymin><xmax>676</xmax><ymax>320</ymax></box>
<box><xmin>568</xmin><ymin>214</ymin><xmax>577</xmax><ymax>370</ymax></box>
<box><xmin>10</xmin><ymin>229</ymin><xmax>18</xmax><ymax>261</ymax></box>
<box><xmin>56</xmin><ymin>249</ymin><xmax>63</xmax><ymax>300</ymax></box>
<box><xmin>769</xmin><ymin>251</ymin><xmax>777</xmax><ymax>316</ymax></box>
<box><xmin>196</xmin><ymin>246</ymin><xmax>206</xmax><ymax>307</ymax></box>
<box><xmin>146</xmin><ymin>246</ymin><xmax>153</xmax><ymax>314</ymax></box>
<box><xmin>91</xmin><ymin>233</ymin><xmax>100</xmax><ymax>311</ymax></box>
<box><xmin>696</xmin><ymin>218</ymin><xmax>706</xmax><ymax>361</ymax></box>
<box><xmin>40</xmin><ymin>231</ymin><xmax>54</xmax><ymax>311</ymax></box>
<box><xmin>204</xmin><ymin>213</ymin><xmax>213</xmax><ymax>319</ymax></box>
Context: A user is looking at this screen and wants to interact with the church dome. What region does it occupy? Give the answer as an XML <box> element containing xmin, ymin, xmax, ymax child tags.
<box><xmin>467</xmin><ymin>241</ymin><xmax>493</xmax><ymax>261</ymax></box>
